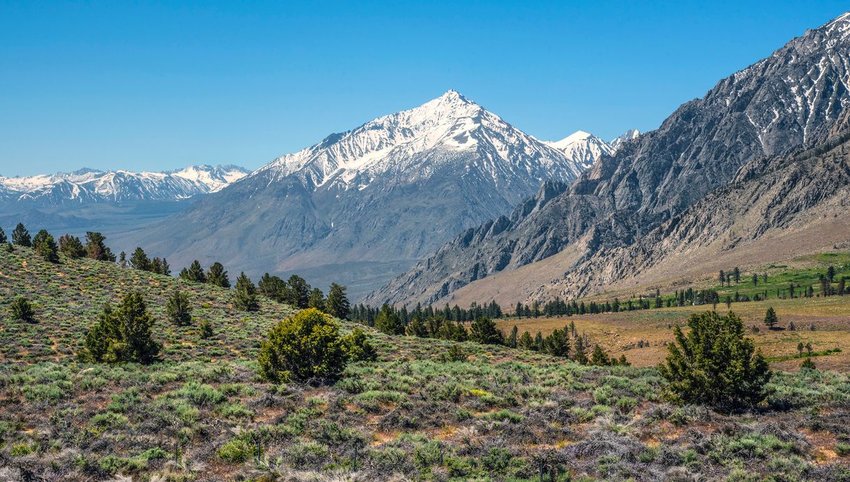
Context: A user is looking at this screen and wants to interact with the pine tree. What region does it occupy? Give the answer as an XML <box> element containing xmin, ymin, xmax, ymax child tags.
<box><xmin>325</xmin><ymin>283</ymin><xmax>350</xmax><ymax>319</ymax></box>
<box><xmin>534</xmin><ymin>332</ymin><xmax>544</xmax><ymax>351</ymax></box>
<box><xmin>82</xmin><ymin>293</ymin><xmax>161</xmax><ymax>364</ymax></box>
<box><xmin>0</xmin><ymin>226</ymin><xmax>6</xmax><ymax>244</ymax></box>
<box><xmin>85</xmin><ymin>232</ymin><xmax>115</xmax><ymax>261</ymax></box>
<box><xmin>752</xmin><ymin>273</ymin><xmax>758</xmax><ymax>286</ymax></box>
<box><xmin>180</xmin><ymin>260</ymin><xmax>206</xmax><ymax>283</ymax></box>
<box><xmin>507</xmin><ymin>326</ymin><xmax>518</xmax><ymax>348</ymax></box>
<box><xmin>719</xmin><ymin>270</ymin><xmax>725</xmax><ymax>287</ymax></box>
<box><xmin>59</xmin><ymin>234</ymin><xmax>86</xmax><ymax>258</ymax></box>
<box><xmin>234</xmin><ymin>272</ymin><xmax>259</xmax><ymax>311</ymax></box>
<box><xmin>308</xmin><ymin>288</ymin><xmax>326</xmax><ymax>311</ymax></box>
<box><xmin>469</xmin><ymin>317</ymin><xmax>503</xmax><ymax>345</ymax></box>
<box><xmin>518</xmin><ymin>331</ymin><xmax>534</xmax><ymax>350</ymax></box>
<box><xmin>590</xmin><ymin>345</ymin><xmax>611</xmax><ymax>366</ymax></box>
<box><xmin>166</xmin><ymin>289</ymin><xmax>192</xmax><ymax>326</ymax></box>
<box><xmin>130</xmin><ymin>247</ymin><xmax>151</xmax><ymax>271</ymax></box>
<box><xmin>733</xmin><ymin>267</ymin><xmax>741</xmax><ymax>284</ymax></box>
<box><xmin>827</xmin><ymin>266</ymin><xmax>836</xmax><ymax>282</ymax></box>
<box><xmin>33</xmin><ymin>230</ymin><xmax>58</xmax><ymax>263</ymax></box>
<box><xmin>287</xmin><ymin>275</ymin><xmax>310</xmax><ymax>308</ymax></box>
<box><xmin>206</xmin><ymin>262</ymin><xmax>230</xmax><ymax>288</ymax></box>
<box><xmin>375</xmin><ymin>304</ymin><xmax>404</xmax><ymax>335</ymax></box>
<box><xmin>573</xmin><ymin>336</ymin><xmax>588</xmax><ymax>364</ymax></box>
<box><xmin>405</xmin><ymin>316</ymin><xmax>429</xmax><ymax>337</ymax></box>
<box><xmin>12</xmin><ymin>223</ymin><xmax>31</xmax><ymax>247</ymax></box>
<box><xmin>545</xmin><ymin>329</ymin><xmax>570</xmax><ymax>357</ymax></box>
<box><xmin>660</xmin><ymin>311</ymin><xmax>770</xmax><ymax>411</ymax></box>
<box><xmin>763</xmin><ymin>307</ymin><xmax>779</xmax><ymax>330</ymax></box>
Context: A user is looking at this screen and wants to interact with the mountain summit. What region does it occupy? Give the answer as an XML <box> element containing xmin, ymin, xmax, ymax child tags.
<box><xmin>128</xmin><ymin>91</ymin><xmax>593</xmax><ymax>299</ymax></box>
<box><xmin>368</xmin><ymin>11</ymin><xmax>850</xmax><ymax>307</ymax></box>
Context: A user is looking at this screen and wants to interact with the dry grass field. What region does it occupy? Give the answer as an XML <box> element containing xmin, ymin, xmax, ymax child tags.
<box><xmin>496</xmin><ymin>296</ymin><xmax>850</xmax><ymax>372</ymax></box>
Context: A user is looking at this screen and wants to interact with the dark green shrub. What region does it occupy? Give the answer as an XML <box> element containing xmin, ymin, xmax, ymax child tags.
<box><xmin>660</xmin><ymin>311</ymin><xmax>771</xmax><ymax>411</ymax></box>
<box><xmin>258</xmin><ymin>308</ymin><xmax>348</xmax><ymax>383</ymax></box>
<box><xmin>10</xmin><ymin>296</ymin><xmax>35</xmax><ymax>323</ymax></box>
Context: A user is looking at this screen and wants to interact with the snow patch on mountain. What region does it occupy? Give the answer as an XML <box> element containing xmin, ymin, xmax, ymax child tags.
<box><xmin>257</xmin><ymin>90</ymin><xmax>588</xmax><ymax>191</ymax></box>
<box><xmin>544</xmin><ymin>130</ymin><xmax>614</xmax><ymax>169</ymax></box>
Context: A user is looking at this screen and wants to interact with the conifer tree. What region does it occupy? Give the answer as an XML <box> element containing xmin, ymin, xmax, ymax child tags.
<box><xmin>469</xmin><ymin>317</ymin><xmax>503</xmax><ymax>345</ymax></box>
<box><xmin>660</xmin><ymin>311</ymin><xmax>770</xmax><ymax>411</ymax></box>
<box><xmin>234</xmin><ymin>272</ymin><xmax>259</xmax><ymax>311</ymax></box>
<box><xmin>534</xmin><ymin>331</ymin><xmax>544</xmax><ymax>351</ymax></box>
<box><xmin>325</xmin><ymin>283</ymin><xmax>350</xmax><ymax>319</ymax></box>
<box><xmin>733</xmin><ymin>267</ymin><xmax>741</xmax><ymax>284</ymax></box>
<box><xmin>59</xmin><ymin>234</ymin><xmax>86</xmax><ymax>258</ymax></box>
<box><xmin>85</xmin><ymin>232</ymin><xmax>115</xmax><ymax>261</ymax></box>
<box><xmin>130</xmin><ymin>247</ymin><xmax>151</xmax><ymax>271</ymax></box>
<box><xmin>827</xmin><ymin>266</ymin><xmax>836</xmax><ymax>282</ymax></box>
<box><xmin>166</xmin><ymin>289</ymin><xmax>192</xmax><ymax>326</ymax></box>
<box><xmin>12</xmin><ymin>223</ymin><xmax>31</xmax><ymax>247</ymax></box>
<box><xmin>590</xmin><ymin>345</ymin><xmax>611</xmax><ymax>365</ymax></box>
<box><xmin>33</xmin><ymin>229</ymin><xmax>59</xmax><ymax>263</ymax></box>
<box><xmin>308</xmin><ymin>287</ymin><xmax>326</xmax><ymax>311</ymax></box>
<box><xmin>287</xmin><ymin>275</ymin><xmax>310</xmax><ymax>308</ymax></box>
<box><xmin>545</xmin><ymin>329</ymin><xmax>570</xmax><ymax>357</ymax></box>
<box><xmin>718</xmin><ymin>270</ymin><xmax>725</xmax><ymax>287</ymax></box>
<box><xmin>0</xmin><ymin>226</ymin><xmax>6</xmax><ymax>244</ymax></box>
<box><xmin>405</xmin><ymin>316</ymin><xmax>429</xmax><ymax>337</ymax></box>
<box><xmin>206</xmin><ymin>262</ymin><xmax>230</xmax><ymax>288</ymax></box>
<box><xmin>507</xmin><ymin>326</ymin><xmax>518</xmax><ymax>348</ymax></box>
<box><xmin>518</xmin><ymin>331</ymin><xmax>534</xmax><ymax>350</ymax></box>
<box><xmin>375</xmin><ymin>304</ymin><xmax>404</xmax><ymax>335</ymax></box>
<box><xmin>180</xmin><ymin>260</ymin><xmax>206</xmax><ymax>283</ymax></box>
<box><xmin>763</xmin><ymin>307</ymin><xmax>779</xmax><ymax>330</ymax></box>
<box><xmin>573</xmin><ymin>336</ymin><xmax>588</xmax><ymax>364</ymax></box>
<box><xmin>82</xmin><ymin>293</ymin><xmax>161</xmax><ymax>364</ymax></box>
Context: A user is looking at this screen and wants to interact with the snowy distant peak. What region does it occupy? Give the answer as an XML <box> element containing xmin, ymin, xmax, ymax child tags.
<box><xmin>544</xmin><ymin>130</ymin><xmax>613</xmax><ymax>168</ymax></box>
<box><xmin>0</xmin><ymin>164</ymin><xmax>248</xmax><ymax>205</ymax></box>
<box><xmin>822</xmin><ymin>11</ymin><xmax>850</xmax><ymax>39</ymax></box>
<box><xmin>260</xmin><ymin>90</ymin><xmax>587</xmax><ymax>190</ymax></box>
<box><xmin>609</xmin><ymin>129</ymin><xmax>640</xmax><ymax>152</ymax></box>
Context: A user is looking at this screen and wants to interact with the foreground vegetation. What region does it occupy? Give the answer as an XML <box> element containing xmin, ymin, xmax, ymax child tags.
<box><xmin>2</xmin><ymin>244</ymin><xmax>850</xmax><ymax>480</ymax></box>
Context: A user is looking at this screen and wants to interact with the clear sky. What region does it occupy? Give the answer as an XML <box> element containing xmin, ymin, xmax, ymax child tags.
<box><xmin>1</xmin><ymin>1</ymin><xmax>848</xmax><ymax>176</ymax></box>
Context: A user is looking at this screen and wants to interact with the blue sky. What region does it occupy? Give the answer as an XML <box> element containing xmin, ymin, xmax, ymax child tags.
<box><xmin>1</xmin><ymin>1</ymin><xmax>848</xmax><ymax>176</ymax></box>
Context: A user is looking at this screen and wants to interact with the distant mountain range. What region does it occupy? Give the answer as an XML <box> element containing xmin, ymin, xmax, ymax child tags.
<box><xmin>367</xmin><ymin>12</ymin><xmax>850</xmax><ymax>307</ymax></box>
<box><xmin>0</xmin><ymin>165</ymin><xmax>248</xmax><ymax>207</ymax></box>
<box><xmin>123</xmin><ymin>90</ymin><xmax>618</xmax><ymax>299</ymax></box>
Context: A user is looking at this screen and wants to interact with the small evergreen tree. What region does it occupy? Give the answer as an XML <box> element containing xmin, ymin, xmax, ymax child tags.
<box><xmin>325</xmin><ymin>283</ymin><xmax>350</xmax><ymax>319</ymax></box>
<box><xmin>660</xmin><ymin>311</ymin><xmax>771</xmax><ymax>411</ymax></box>
<box><xmin>0</xmin><ymin>226</ymin><xmax>6</xmax><ymax>244</ymax></box>
<box><xmin>10</xmin><ymin>296</ymin><xmax>35</xmax><ymax>323</ymax></box>
<box><xmin>258</xmin><ymin>308</ymin><xmax>349</xmax><ymax>383</ymax></box>
<box><xmin>507</xmin><ymin>326</ymin><xmax>519</xmax><ymax>348</ymax></box>
<box><xmin>827</xmin><ymin>266</ymin><xmax>836</xmax><ymax>282</ymax></box>
<box><xmin>12</xmin><ymin>223</ymin><xmax>31</xmax><ymax>247</ymax></box>
<box><xmin>307</xmin><ymin>287</ymin><xmax>325</xmax><ymax>311</ymax></box>
<box><xmin>545</xmin><ymin>328</ymin><xmax>570</xmax><ymax>357</ymax></box>
<box><xmin>85</xmin><ymin>232</ymin><xmax>115</xmax><ymax>261</ymax></box>
<box><xmin>33</xmin><ymin>229</ymin><xmax>59</xmax><ymax>263</ymax></box>
<box><xmin>234</xmin><ymin>272</ymin><xmax>259</xmax><ymax>311</ymax></box>
<box><xmin>590</xmin><ymin>345</ymin><xmax>611</xmax><ymax>366</ymax></box>
<box><xmin>287</xmin><ymin>275</ymin><xmax>311</xmax><ymax>308</ymax></box>
<box><xmin>82</xmin><ymin>293</ymin><xmax>161</xmax><ymax>364</ymax></box>
<box><xmin>763</xmin><ymin>307</ymin><xmax>779</xmax><ymax>330</ymax></box>
<box><xmin>518</xmin><ymin>331</ymin><xmax>535</xmax><ymax>350</ymax></box>
<box><xmin>469</xmin><ymin>316</ymin><xmax>504</xmax><ymax>345</ymax></box>
<box><xmin>130</xmin><ymin>247</ymin><xmax>151</xmax><ymax>271</ymax></box>
<box><xmin>59</xmin><ymin>234</ymin><xmax>86</xmax><ymax>258</ymax></box>
<box><xmin>180</xmin><ymin>260</ymin><xmax>206</xmax><ymax>283</ymax></box>
<box><xmin>573</xmin><ymin>336</ymin><xmax>588</xmax><ymax>364</ymax></box>
<box><xmin>166</xmin><ymin>289</ymin><xmax>192</xmax><ymax>326</ymax></box>
<box><xmin>375</xmin><ymin>304</ymin><xmax>404</xmax><ymax>335</ymax></box>
<box><xmin>206</xmin><ymin>262</ymin><xmax>230</xmax><ymax>288</ymax></box>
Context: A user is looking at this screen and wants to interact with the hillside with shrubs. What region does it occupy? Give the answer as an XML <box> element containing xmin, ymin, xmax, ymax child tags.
<box><xmin>1</xmin><ymin>239</ymin><xmax>850</xmax><ymax>480</ymax></box>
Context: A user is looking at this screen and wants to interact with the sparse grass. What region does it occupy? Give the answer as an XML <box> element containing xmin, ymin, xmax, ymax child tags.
<box><xmin>1</xmin><ymin>246</ymin><xmax>850</xmax><ymax>480</ymax></box>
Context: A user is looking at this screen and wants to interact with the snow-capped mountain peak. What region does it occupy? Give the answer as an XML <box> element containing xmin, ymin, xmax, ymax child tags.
<box><xmin>0</xmin><ymin>164</ymin><xmax>248</xmax><ymax>206</ymax></box>
<box><xmin>259</xmin><ymin>91</ymin><xmax>587</xmax><ymax>191</ymax></box>
<box><xmin>544</xmin><ymin>130</ymin><xmax>613</xmax><ymax>169</ymax></box>
<box><xmin>609</xmin><ymin>129</ymin><xmax>640</xmax><ymax>152</ymax></box>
